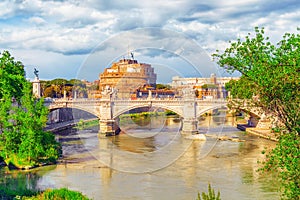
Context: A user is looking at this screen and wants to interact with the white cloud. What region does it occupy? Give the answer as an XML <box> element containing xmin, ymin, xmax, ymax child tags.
<box><xmin>0</xmin><ymin>0</ymin><xmax>299</xmax><ymax>81</ymax></box>
<box><xmin>27</xmin><ymin>16</ymin><xmax>46</xmax><ymax>25</ymax></box>
<box><xmin>0</xmin><ymin>1</ymin><xmax>17</xmax><ymax>19</ymax></box>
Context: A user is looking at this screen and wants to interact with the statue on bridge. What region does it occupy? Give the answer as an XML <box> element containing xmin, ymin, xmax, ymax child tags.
<box><xmin>101</xmin><ymin>86</ymin><xmax>117</xmax><ymax>99</ymax></box>
<box><xmin>182</xmin><ymin>87</ymin><xmax>196</xmax><ymax>99</ymax></box>
<box><xmin>34</xmin><ymin>68</ymin><xmax>39</xmax><ymax>79</ymax></box>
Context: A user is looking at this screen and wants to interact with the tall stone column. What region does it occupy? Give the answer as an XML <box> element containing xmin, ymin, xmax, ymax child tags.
<box><xmin>32</xmin><ymin>77</ymin><xmax>41</xmax><ymax>98</ymax></box>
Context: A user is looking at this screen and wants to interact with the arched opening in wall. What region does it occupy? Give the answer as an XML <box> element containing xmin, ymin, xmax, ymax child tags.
<box><xmin>71</xmin><ymin>108</ymin><xmax>98</xmax><ymax>121</ymax></box>
<box><xmin>234</xmin><ymin>109</ymin><xmax>261</xmax><ymax>128</ymax></box>
<box><xmin>197</xmin><ymin>106</ymin><xmax>235</xmax><ymax>134</ymax></box>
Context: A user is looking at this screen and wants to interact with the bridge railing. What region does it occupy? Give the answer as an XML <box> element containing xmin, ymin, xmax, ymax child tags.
<box><xmin>47</xmin><ymin>97</ymin><xmax>228</xmax><ymax>107</ymax></box>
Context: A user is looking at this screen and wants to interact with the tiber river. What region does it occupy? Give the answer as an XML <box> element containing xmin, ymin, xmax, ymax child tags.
<box><xmin>0</xmin><ymin>111</ymin><xmax>280</xmax><ymax>200</ymax></box>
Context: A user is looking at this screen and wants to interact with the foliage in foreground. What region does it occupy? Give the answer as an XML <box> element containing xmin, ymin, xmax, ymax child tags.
<box><xmin>0</xmin><ymin>51</ymin><xmax>61</xmax><ymax>168</ymax></box>
<box><xmin>21</xmin><ymin>188</ymin><xmax>90</xmax><ymax>200</ymax></box>
<box><xmin>196</xmin><ymin>184</ymin><xmax>221</xmax><ymax>200</ymax></box>
<box><xmin>213</xmin><ymin>27</ymin><xmax>299</xmax><ymax>199</ymax></box>
<box><xmin>261</xmin><ymin>130</ymin><xmax>300</xmax><ymax>199</ymax></box>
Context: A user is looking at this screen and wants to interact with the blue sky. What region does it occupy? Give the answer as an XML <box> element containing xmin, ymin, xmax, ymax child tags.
<box><xmin>0</xmin><ymin>0</ymin><xmax>299</xmax><ymax>83</ymax></box>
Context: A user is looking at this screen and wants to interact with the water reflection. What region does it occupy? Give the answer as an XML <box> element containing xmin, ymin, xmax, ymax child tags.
<box><xmin>112</xmin><ymin>117</ymin><xmax>181</xmax><ymax>153</ymax></box>
<box><xmin>0</xmin><ymin>113</ymin><xmax>280</xmax><ymax>200</ymax></box>
<box><xmin>0</xmin><ymin>165</ymin><xmax>56</xmax><ymax>199</ymax></box>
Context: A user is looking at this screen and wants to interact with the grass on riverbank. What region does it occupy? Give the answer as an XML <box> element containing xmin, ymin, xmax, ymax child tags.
<box><xmin>119</xmin><ymin>111</ymin><xmax>179</xmax><ymax>126</ymax></box>
<box><xmin>2</xmin><ymin>151</ymin><xmax>59</xmax><ymax>170</ymax></box>
<box><xmin>20</xmin><ymin>188</ymin><xmax>90</xmax><ymax>200</ymax></box>
<box><xmin>120</xmin><ymin>111</ymin><xmax>164</xmax><ymax>119</ymax></box>
<box><xmin>75</xmin><ymin>119</ymin><xmax>99</xmax><ymax>130</ymax></box>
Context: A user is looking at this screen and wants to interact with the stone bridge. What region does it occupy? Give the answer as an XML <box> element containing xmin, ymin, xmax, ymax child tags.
<box><xmin>228</xmin><ymin>99</ymin><xmax>272</xmax><ymax>129</ymax></box>
<box><xmin>47</xmin><ymin>95</ymin><xmax>227</xmax><ymax>136</ymax></box>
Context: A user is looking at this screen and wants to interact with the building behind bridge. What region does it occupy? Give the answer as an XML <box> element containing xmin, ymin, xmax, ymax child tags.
<box><xmin>87</xmin><ymin>58</ymin><xmax>239</xmax><ymax>99</ymax></box>
<box><xmin>130</xmin><ymin>85</ymin><xmax>175</xmax><ymax>99</ymax></box>
<box><xmin>98</xmin><ymin>58</ymin><xmax>157</xmax><ymax>99</ymax></box>
<box><xmin>171</xmin><ymin>73</ymin><xmax>240</xmax><ymax>99</ymax></box>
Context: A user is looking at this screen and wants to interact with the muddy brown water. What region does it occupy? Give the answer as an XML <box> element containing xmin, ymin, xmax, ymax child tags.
<box><xmin>0</xmin><ymin>114</ymin><xmax>279</xmax><ymax>200</ymax></box>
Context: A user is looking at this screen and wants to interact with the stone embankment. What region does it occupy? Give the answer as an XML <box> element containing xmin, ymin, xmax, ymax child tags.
<box><xmin>237</xmin><ymin>124</ymin><xmax>277</xmax><ymax>141</ymax></box>
<box><xmin>205</xmin><ymin>134</ymin><xmax>245</xmax><ymax>142</ymax></box>
<box><xmin>245</xmin><ymin>128</ymin><xmax>277</xmax><ymax>141</ymax></box>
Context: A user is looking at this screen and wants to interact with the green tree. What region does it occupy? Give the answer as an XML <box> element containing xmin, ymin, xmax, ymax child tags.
<box><xmin>0</xmin><ymin>51</ymin><xmax>25</xmax><ymax>100</ymax></box>
<box><xmin>156</xmin><ymin>83</ymin><xmax>171</xmax><ymax>89</ymax></box>
<box><xmin>41</xmin><ymin>79</ymin><xmax>88</xmax><ymax>98</ymax></box>
<box><xmin>0</xmin><ymin>51</ymin><xmax>60</xmax><ymax>168</ymax></box>
<box><xmin>16</xmin><ymin>83</ymin><xmax>60</xmax><ymax>165</ymax></box>
<box><xmin>43</xmin><ymin>85</ymin><xmax>57</xmax><ymax>98</ymax></box>
<box><xmin>213</xmin><ymin>27</ymin><xmax>299</xmax><ymax>199</ymax></box>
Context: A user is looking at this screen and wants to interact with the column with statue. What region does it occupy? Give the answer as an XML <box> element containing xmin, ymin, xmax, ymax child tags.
<box><xmin>32</xmin><ymin>68</ymin><xmax>41</xmax><ymax>98</ymax></box>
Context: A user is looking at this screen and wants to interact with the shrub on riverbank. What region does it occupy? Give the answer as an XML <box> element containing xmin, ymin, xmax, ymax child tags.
<box><xmin>21</xmin><ymin>188</ymin><xmax>90</xmax><ymax>200</ymax></box>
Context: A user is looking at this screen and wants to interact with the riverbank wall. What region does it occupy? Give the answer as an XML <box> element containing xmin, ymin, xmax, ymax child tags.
<box><xmin>245</xmin><ymin>127</ymin><xmax>277</xmax><ymax>141</ymax></box>
<box><xmin>237</xmin><ymin>124</ymin><xmax>277</xmax><ymax>141</ymax></box>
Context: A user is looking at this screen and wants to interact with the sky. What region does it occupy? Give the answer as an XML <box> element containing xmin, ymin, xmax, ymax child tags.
<box><xmin>0</xmin><ymin>0</ymin><xmax>299</xmax><ymax>83</ymax></box>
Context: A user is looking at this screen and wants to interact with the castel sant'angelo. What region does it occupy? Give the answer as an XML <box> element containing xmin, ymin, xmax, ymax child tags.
<box><xmin>99</xmin><ymin>57</ymin><xmax>157</xmax><ymax>98</ymax></box>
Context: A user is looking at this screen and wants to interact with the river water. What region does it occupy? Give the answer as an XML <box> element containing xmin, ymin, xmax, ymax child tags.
<box><xmin>0</xmin><ymin>113</ymin><xmax>280</xmax><ymax>200</ymax></box>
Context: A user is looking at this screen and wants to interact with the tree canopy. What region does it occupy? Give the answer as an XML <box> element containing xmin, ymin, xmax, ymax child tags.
<box><xmin>0</xmin><ymin>50</ymin><xmax>60</xmax><ymax>168</ymax></box>
<box><xmin>0</xmin><ymin>51</ymin><xmax>26</xmax><ymax>100</ymax></box>
<box><xmin>40</xmin><ymin>78</ymin><xmax>89</xmax><ymax>98</ymax></box>
<box><xmin>156</xmin><ymin>83</ymin><xmax>171</xmax><ymax>90</ymax></box>
<box><xmin>213</xmin><ymin>27</ymin><xmax>299</xmax><ymax>199</ymax></box>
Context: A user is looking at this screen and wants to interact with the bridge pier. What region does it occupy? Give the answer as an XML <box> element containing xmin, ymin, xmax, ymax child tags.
<box><xmin>181</xmin><ymin>119</ymin><xmax>199</xmax><ymax>134</ymax></box>
<box><xmin>180</xmin><ymin>88</ymin><xmax>200</xmax><ymax>135</ymax></box>
<box><xmin>99</xmin><ymin>119</ymin><xmax>121</xmax><ymax>136</ymax></box>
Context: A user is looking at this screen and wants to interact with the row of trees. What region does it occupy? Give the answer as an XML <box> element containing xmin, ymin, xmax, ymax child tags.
<box><xmin>0</xmin><ymin>51</ymin><xmax>61</xmax><ymax>168</ymax></box>
<box><xmin>41</xmin><ymin>82</ymin><xmax>171</xmax><ymax>99</ymax></box>
<box><xmin>213</xmin><ymin>27</ymin><xmax>299</xmax><ymax>199</ymax></box>
<box><xmin>40</xmin><ymin>79</ymin><xmax>98</xmax><ymax>98</ymax></box>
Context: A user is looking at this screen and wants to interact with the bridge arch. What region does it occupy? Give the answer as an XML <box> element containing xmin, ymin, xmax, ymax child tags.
<box><xmin>49</xmin><ymin>105</ymin><xmax>99</xmax><ymax>118</ymax></box>
<box><xmin>113</xmin><ymin>104</ymin><xmax>183</xmax><ymax>119</ymax></box>
<box><xmin>235</xmin><ymin>108</ymin><xmax>261</xmax><ymax>119</ymax></box>
<box><xmin>196</xmin><ymin>105</ymin><xmax>228</xmax><ymax>118</ymax></box>
<box><xmin>195</xmin><ymin>105</ymin><xmax>262</xmax><ymax>121</ymax></box>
